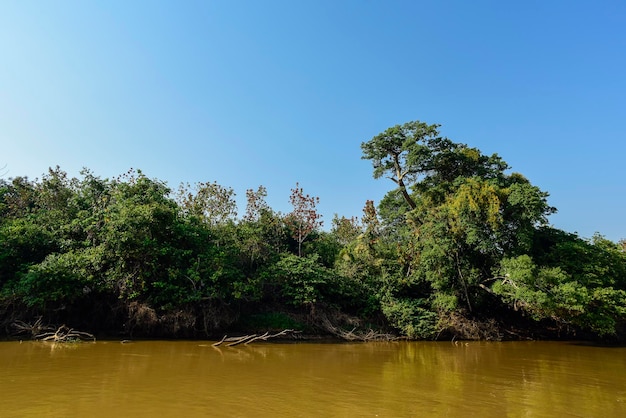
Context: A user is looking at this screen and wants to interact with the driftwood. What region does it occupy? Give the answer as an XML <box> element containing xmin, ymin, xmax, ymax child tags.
<box><xmin>34</xmin><ymin>325</ymin><xmax>96</xmax><ymax>342</ymax></box>
<box><xmin>212</xmin><ymin>329</ymin><xmax>298</xmax><ymax>347</ymax></box>
<box><xmin>316</xmin><ymin>312</ymin><xmax>396</xmax><ymax>342</ymax></box>
<box><xmin>11</xmin><ymin>319</ymin><xmax>95</xmax><ymax>342</ymax></box>
<box><xmin>10</xmin><ymin>317</ymin><xmax>54</xmax><ymax>338</ymax></box>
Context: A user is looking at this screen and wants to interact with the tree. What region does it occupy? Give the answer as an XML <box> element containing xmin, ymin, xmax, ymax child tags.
<box><xmin>361</xmin><ymin>121</ymin><xmax>440</xmax><ymax>209</ymax></box>
<box><xmin>331</xmin><ymin>215</ymin><xmax>362</xmax><ymax>246</ymax></box>
<box><xmin>0</xmin><ymin>176</ymin><xmax>37</xmax><ymax>219</ymax></box>
<box><xmin>244</xmin><ymin>186</ymin><xmax>270</xmax><ymax>222</ymax></box>
<box><xmin>361</xmin><ymin>121</ymin><xmax>510</xmax><ymax>211</ymax></box>
<box><xmin>267</xmin><ymin>253</ymin><xmax>330</xmax><ymax>308</ymax></box>
<box><xmin>176</xmin><ymin>181</ymin><xmax>237</xmax><ymax>226</ymax></box>
<box><xmin>492</xmin><ymin>248</ymin><xmax>626</xmax><ymax>336</ymax></box>
<box><xmin>362</xmin><ymin>121</ymin><xmax>555</xmax><ymax>319</ymax></box>
<box><xmin>361</xmin><ymin>199</ymin><xmax>380</xmax><ymax>240</ymax></box>
<box><xmin>285</xmin><ymin>183</ymin><xmax>323</xmax><ymax>257</ymax></box>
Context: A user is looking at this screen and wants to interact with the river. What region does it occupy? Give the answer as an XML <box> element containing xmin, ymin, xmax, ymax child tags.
<box><xmin>1</xmin><ymin>340</ymin><xmax>624</xmax><ymax>417</ymax></box>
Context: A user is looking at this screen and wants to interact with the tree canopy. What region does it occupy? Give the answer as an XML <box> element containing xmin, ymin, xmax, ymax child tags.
<box><xmin>1</xmin><ymin>121</ymin><xmax>624</xmax><ymax>341</ymax></box>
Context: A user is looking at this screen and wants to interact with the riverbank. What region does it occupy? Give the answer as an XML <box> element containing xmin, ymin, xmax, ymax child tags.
<box><xmin>3</xmin><ymin>300</ymin><xmax>619</xmax><ymax>344</ymax></box>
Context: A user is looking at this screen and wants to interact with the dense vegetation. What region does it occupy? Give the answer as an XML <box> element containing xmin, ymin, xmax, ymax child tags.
<box><xmin>2</xmin><ymin>121</ymin><xmax>625</xmax><ymax>341</ymax></box>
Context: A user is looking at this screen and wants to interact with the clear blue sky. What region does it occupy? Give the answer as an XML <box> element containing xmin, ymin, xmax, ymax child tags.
<box><xmin>1</xmin><ymin>1</ymin><xmax>624</xmax><ymax>242</ymax></box>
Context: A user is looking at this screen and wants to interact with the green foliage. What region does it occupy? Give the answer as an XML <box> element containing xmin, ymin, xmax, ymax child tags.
<box><xmin>361</xmin><ymin>120</ymin><xmax>440</xmax><ymax>184</ymax></box>
<box><xmin>333</xmin><ymin>237</ymin><xmax>385</xmax><ymax>315</ymax></box>
<box><xmin>0</xmin><ymin>126</ymin><xmax>624</xmax><ymax>341</ymax></box>
<box><xmin>235</xmin><ymin>207</ymin><xmax>289</xmax><ymax>281</ymax></box>
<box><xmin>362</xmin><ymin>119</ymin><xmax>626</xmax><ymax>339</ymax></box>
<box><xmin>361</xmin><ymin>121</ymin><xmax>441</xmax><ymax>210</ymax></box>
<box><xmin>587</xmin><ymin>287</ymin><xmax>626</xmax><ymax>335</ymax></box>
<box><xmin>493</xmin><ymin>255</ymin><xmax>626</xmax><ymax>335</ymax></box>
<box><xmin>176</xmin><ymin>181</ymin><xmax>238</xmax><ymax>226</ymax></box>
<box><xmin>99</xmin><ymin>175</ymin><xmax>180</xmax><ymax>300</ymax></box>
<box><xmin>331</xmin><ymin>215</ymin><xmax>362</xmax><ymax>246</ymax></box>
<box><xmin>267</xmin><ymin>253</ymin><xmax>331</xmax><ymax>307</ymax></box>
<box><xmin>493</xmin><ymin>255</ymin><xmax>561</xmax><ymax>320</ymax></box>
<box><xmin>430</xmin><ymin>293</ymin><xmax>458</xmax><ymax>312</ymax></box>
<box><xmin>536</xmin><ymin>231</ymin><xmax>626</xmax><ymax>289</ymax></box>
<box><xmin>380</xmin><ymin>296</ymin><xmax>437</xmax><ymax>339</ymax></box>
<box><xmin>14</xmin><ymin>245</ymin><xmax>108</xmax><ymax>308</ymax></box>
<box><xmin>0</xmin><ymin>217</ymin><xmax>58</xmax><ymax>287</ymax></box>
<box><xmin>302</xmin><ymin>231</ymin><xmax>341</xmax><ymax>268</ymax></box>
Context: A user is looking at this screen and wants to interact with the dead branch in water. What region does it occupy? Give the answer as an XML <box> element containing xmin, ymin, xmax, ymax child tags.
<box><xmin>212</xmin><ymin>329</ymin><xmax>299</xmax><ymax>347</ymax></box>
<box><xmin>226</xmin><ymin>334</ymin><xmax>258</xmax><ymax>347</ymax></box>
<box><xmin>316</xmin><ymin>311</ymin><xmax>396</xmax><ymax>342</ymax></box>
<box><xmin>34</xmin><ymin>325</ymin><xmax>96</xmax><ymax>342</ymax></box>
<box><xmin>10</xmin><ymin>317</ymin><xmax>54</xmax><ymax>338</ymax></box>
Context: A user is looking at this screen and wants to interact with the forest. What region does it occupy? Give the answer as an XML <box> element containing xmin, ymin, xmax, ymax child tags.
<box><xmin>1</xmin><ymin>120</ymin><xmax>625</xmax><ymax>341</ymax></box>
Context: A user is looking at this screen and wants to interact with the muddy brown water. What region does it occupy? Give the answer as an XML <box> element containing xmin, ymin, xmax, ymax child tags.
<box><xmin>1</xmin><ymin>340</ymin><xmax>624</xmax><ymax>417</ymax></box>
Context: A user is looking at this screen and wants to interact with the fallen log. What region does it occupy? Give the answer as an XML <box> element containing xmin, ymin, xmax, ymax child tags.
<box><xmin>226</xmin><ymin>334</ymin><xmax>258</xmax><ymax>347</ymax></box>
<box><xmin>212</xmin><ymin>329</ymin><xmax>299</xmax><ymax>347</ymax></box>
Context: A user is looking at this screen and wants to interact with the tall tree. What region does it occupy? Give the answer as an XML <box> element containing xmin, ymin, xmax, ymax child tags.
<box><xmin>285</xmin><ymin>183</ymin><xmax>323</xmax><ymax>257</ymax></box>
<box><xmin>361</xmin><ymin>121</ymin><xmax>440</xmax><ymax>209</ymax></box>
<box><xmin>362</xmin><ymin>120</ymin><xmax>555</xmax><ymax>317</ymax></box>
<box><xmin>244</xmin><ymin>185</ymin><xmax>269</xmax><ymax>222</ymax></box>
<box><xmin>361</xmin><ymin>121</ymin><xmax>510</xmax><ymax>211</ymax></box>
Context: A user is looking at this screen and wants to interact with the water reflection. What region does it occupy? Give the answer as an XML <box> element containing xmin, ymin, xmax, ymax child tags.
<box><xmin>0</xmin><ymin>340</ymin><xmax>624</xmax><ymax>417</ymax></box>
